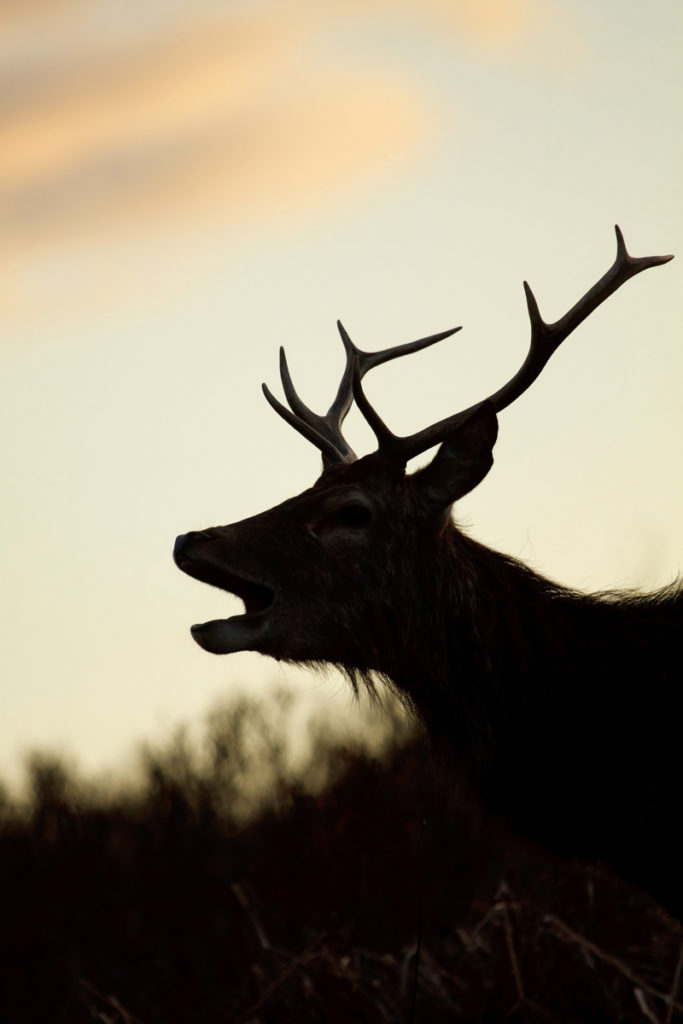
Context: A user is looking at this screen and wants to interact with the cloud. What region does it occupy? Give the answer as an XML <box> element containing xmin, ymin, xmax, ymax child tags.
<box><xmin>0</xmin><ymin>16</ymin><xmax>306</xmax><ymax>237</ymax></box>
<box><xmin>2</xmin><ymin>0</ymin><xmax>578</xmax><ymax>253</ymax></box>
<box><xmin>0</xmin><ymin>2</ymin><xmax>438</xmax><ymax>239</ymax></box>
<box><xmin>0</xmin><ymin>7</ymin><xmax>432</xmax><ymax>327</ymax></box>
<box><xmin>0</xmin><ymin>0</ymin><xmax>581</xmax><ymax>327</ymax></box>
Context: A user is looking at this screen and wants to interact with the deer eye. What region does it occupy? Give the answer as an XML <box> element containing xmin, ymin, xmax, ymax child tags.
<box><xmin>335</xmin><ymin>503</ymin><xmax>372</xmax><ymax>528</ymax></box>
<box><xmin>309</xmin><ymin>501</ymin><xmax>372</xmax><ymax>539</ymax></box>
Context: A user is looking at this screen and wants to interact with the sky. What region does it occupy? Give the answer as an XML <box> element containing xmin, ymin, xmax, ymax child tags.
<box><xmin>1</xmin><ymin>0</ymin><xmax>681</xmax><ymax>787</ymax></box>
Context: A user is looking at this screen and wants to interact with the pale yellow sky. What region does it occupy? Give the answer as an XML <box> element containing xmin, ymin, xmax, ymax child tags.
<box><xmin>1</xmin><ymin>0</ymin><xmax>681</xmax><ymax>785</ymax></box>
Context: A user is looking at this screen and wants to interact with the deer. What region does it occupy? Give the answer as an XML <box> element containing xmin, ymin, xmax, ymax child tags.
<box><xmin>174</xmin><ymin>227</ymin><xmax>681</xmax><ymax>919</ymax></box>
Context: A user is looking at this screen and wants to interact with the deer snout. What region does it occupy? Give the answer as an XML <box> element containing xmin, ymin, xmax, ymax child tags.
<box><xmin>173</xmin><ymin>530</ymin><xmax>214</xmax><ymax>568</ymax></box>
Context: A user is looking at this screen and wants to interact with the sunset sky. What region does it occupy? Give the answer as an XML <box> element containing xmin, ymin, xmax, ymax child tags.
<box><xmin>1</xmin><ymin>0</ymin><xmax>681</xmax><ymax>786</ymax></box>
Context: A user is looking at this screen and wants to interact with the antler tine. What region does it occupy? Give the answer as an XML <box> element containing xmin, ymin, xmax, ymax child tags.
<box><xmin>324</xmin><ymin>321</ymin><xmax>359</xmax><ymax>430</ymax></box>
<box><xmin>264</xmin><ymin>321</ymin><xmax>462</xmax><ymax>467</ymax></box>
<box><xmin>354</xmin><ymin>226</ymin><xmax>673</xmax><ymax>465</ymax></box>
<box><xmin>276</xmin><ymin>347</ymin><xmax>356</xmax><ymax>462</ymax></box>
<box><xmin>331</xmin><ymin>319</ymin><xmax>461</xmax><ymax>424</ymax></box>
<box><xmin>261</xmin><ymin>382</ymin><xmax>346</xmax><ymax>465</ymax></box>
<box><xmin>278</xmin><ymin>347</ymin><xmax>313</xmax><ymax>423</ymax></box>
<box><xmin>487</xmin><ymin>225</ymin><xmax>674</xmax><ymax>413</ymax></box>
<box><xmin>340</xmin><ymin>320</ymin><xmax>464</xmax><ymax>456</ymax></box>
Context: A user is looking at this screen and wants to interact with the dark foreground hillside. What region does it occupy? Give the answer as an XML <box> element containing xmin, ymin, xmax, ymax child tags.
<box><xmin>0</xmin><ymin>692</ymin><xmax>681</xmax><ymax>1023</ymax></box>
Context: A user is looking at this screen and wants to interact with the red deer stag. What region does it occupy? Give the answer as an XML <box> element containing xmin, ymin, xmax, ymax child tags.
<box><xmin>174</xmin><ymin>228</ymin><xmax>681</xmax><ymax>918</ymax></box>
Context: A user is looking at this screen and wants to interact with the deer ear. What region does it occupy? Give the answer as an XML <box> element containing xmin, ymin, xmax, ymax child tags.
<box><xmin>414</xmin><ymin>402</ymin><xmax>498</xmax><ymax>509</ymax></box>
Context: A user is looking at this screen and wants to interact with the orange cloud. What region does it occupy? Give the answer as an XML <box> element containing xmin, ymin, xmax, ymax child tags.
<box><xmin>1</xmin><ymin>16</ymin><xmax>305</xmax><ymax>240</ymax></box>
<box><xmin>0</xmin><ymin>0</ymin><xmax>579</xmax><ymax>328</ymax></box>
<box><xmin>0</xmin><ymin>0</ymin><xmax>74</xmax><ymax>26</ymax></box>
<box><xmin>1</xmin><ymin>0</ymin><xmax>577</xmax><ymax>255</ymax></box>
<box><xmin>0</xmin><ymin>7</ymin><xmax>428</xmax><ymax>326</ymax></box>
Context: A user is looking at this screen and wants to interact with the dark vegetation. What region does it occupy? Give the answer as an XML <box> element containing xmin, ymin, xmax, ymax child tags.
<box><xmin>1</xmin><ymin>691</ymin><xmax>681</xmax><ymax>1024</ymax></box>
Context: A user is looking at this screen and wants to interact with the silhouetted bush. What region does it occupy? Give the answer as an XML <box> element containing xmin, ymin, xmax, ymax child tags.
<box><xmin>0</xmin><ymin>690</ymin><xmax>680</xmax><ymax>1023</ymax></box>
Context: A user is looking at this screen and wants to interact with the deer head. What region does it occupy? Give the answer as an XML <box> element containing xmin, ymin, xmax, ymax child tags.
<box><xmin>173</xmin><ymin>228</ymin><xmax>672</xmax><ymax>679</ymax></box>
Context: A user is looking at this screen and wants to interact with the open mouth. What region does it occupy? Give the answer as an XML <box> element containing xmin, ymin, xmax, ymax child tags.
<box><xmin>188</xmin><ymin>564</ymin><xmax>274</xmax><ymax>620</ymax></box>
<box><xmin>174</xmin><ymin>537</ymin><xmax>275</xmax><ymax>654</ymax></box>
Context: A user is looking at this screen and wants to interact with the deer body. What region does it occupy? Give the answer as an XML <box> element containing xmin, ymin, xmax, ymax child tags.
<box><xmin>410</xmin><ymin>533</ymin><xmax>682</xmax><ymax>916</ymax></box>
<box><xmin>174</xmin><ymin>229</ymin><xmax>681</xmax><ymax>917</ymax></box>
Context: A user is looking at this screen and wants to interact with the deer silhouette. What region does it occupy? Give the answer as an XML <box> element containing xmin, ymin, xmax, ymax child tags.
<box><xmin>174</xmin><ymin>228</ymin><xmax>681</xmax><ymax>918</ymax></box>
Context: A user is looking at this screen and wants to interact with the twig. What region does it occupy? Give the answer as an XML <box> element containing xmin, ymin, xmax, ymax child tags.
<box><xmin>78</xmin><ymin>979</ymin><xmax>142</xmax><ymax>1024</ymax></box>
<box><xmin>634</xmin><ymin>987</ymin><xmax>662</xmax><ymax>1024</ymax></box>
<box><xmin>544</xmin><ymin>915</ymin><xmax>683</xmax><ymax>1016</ymax></box>
<box><xmin>231</xmin><ymin>882</ymin><xmax>271</xmax><ymax>950</ymax></box>
<box><xmin>408</xmin><ymin>897</ymin><xmax>423</xmax><ymax>1024</ymax></box>
<box><xmin>239</xmin><ymin>933</ymin><xmax>325</xmax><ymax>1020</ymax></box>
<box><xmin>502</xmin><ymin>897</ymin><xmax>525</xmax><ymax>1003</ymax></box>
<box><xmin>472</xmin><ymin>897</ymin><xmax>524</xmax><ymax>938</ymax></box>
<box><xmin>665</xmin><ymin>940</ymin><xmax>683</xmax><ymax>1024</ymax></box>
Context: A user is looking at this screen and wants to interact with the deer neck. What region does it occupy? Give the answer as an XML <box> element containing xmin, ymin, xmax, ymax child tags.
<box><xmin>381</xmin><ymin>527</ymin><xmax>574</xmax><ymax>773</ymax></box>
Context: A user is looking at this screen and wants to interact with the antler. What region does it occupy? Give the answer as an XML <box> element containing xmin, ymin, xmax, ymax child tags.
<box><xmin>262</xmin><ymin>322</ymin><xmax>461</xmax><ymax>465</ymax></box>
<box><xmin>352</xmin><ymin>226</ymin><xmax>673</xmax><ymax>463</ymax></box>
